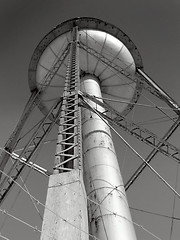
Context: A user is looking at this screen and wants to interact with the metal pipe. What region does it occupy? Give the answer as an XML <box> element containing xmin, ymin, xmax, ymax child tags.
<box><xmin>11</xmin><ymin>152</ymin><xmax>51</xmax><ymax>176</ymax></box>
<box><xmin>81</xmin><ymin>75</ymin><xmax>137</xmax><ymax>240</ymax></box>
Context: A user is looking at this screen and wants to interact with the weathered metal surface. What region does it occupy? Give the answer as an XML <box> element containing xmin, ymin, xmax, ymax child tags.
<box><xmin>81</xmin><ymin>75</ymin><xmax>137</xmax><ymax>240</ymax></box>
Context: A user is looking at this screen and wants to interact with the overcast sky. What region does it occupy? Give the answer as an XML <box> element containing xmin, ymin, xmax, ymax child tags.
<box><xmin>0</xmin><ymin>1</ymin><xmax>180</xmax><ymax>240</ymax></box>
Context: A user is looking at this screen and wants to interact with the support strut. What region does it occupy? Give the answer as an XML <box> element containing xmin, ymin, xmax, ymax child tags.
<box><xmin>54</xmin><ymin>27</ymin><xmax>82</xmax><ymax>172</ymax></box>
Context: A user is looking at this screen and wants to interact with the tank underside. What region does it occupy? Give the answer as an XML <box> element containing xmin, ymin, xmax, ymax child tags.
<box><xmin>28</xmin><ymin>17</ymin><xmax>143</xmax><ymax>117</ymax></box>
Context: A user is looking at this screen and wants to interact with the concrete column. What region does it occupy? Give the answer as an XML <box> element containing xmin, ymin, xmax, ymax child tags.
<box><xmin>81</xmin><ymin>75</ymin><xmax>137</xmax><ymax>240</ymax></box>
<box><xmin>40</xmin><ymin>170</ymin><xmax>89</xmax><ymax>240</ymax></box>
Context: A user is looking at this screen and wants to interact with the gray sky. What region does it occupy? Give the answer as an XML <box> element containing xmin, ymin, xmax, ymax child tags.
<box><xmin>0</xmin><ymin>0</ymin><xmax>180</xmax><ymax>239</ymax></box>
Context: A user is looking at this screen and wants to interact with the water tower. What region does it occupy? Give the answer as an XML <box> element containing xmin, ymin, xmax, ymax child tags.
<box><xmin>1</xmin><ymin>17</ymin><xmax>180</xmax><ymax>240</ymax></box>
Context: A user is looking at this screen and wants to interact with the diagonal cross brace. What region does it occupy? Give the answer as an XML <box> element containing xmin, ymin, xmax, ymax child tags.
<box><xmin>0</xmin><ymin>100</ymin><xmax>63</xmax><ymax>205</ymax></box>
<box><xmin>79</xmin><ymin>92</ymin><xmax>180</xmax><ymax>163</ymax></box>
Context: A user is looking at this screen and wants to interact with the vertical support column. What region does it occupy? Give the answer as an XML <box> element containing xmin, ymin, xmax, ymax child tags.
<box><xmin>40</xmin><ymin>27</ymin><xmax>89</xmax><ymax>240</ymax></box>
<box><xmin>54</xmin><ymin>26</ymin><xmax>82</xmax><ymax>172</ymax></box>
<box><xmin>81</xmin><ymin>75</ymin><xmax>137</xmax><ymax>240</ymax></box>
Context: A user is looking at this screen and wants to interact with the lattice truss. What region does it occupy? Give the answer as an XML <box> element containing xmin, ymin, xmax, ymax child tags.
<box><xmin>54</xmin><ymin>27</ymin><xmax>82</xmax><ymax>172</ymax></box>
<box><xmin>0</xmin><ymin>25</ymin><xmax>180</xmax><ymax>239</ymax></box>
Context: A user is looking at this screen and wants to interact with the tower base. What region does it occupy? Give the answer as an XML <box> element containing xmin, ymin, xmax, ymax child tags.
<box><xmin>40</xmin><ymin>170</ymin><xmax>89</xmax><ymax>240</ymax></box>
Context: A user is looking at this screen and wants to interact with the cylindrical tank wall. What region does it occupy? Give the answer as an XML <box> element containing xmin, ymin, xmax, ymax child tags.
<box><xmin>81</xmin><ymin>75</ymin><xmax>137</xmax><ymax>240</ymax></box>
